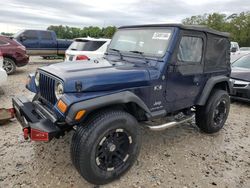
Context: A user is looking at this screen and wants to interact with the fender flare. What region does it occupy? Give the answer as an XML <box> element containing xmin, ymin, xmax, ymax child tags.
<box><xmin>196</xmin><ymin>76</ymin><xmax>232</xmax><ymax>106</ymax></box>
<box><xmin>65</xmin><ymin>91</ymin><xmax>151</xmax><ymax>123</ymax></box>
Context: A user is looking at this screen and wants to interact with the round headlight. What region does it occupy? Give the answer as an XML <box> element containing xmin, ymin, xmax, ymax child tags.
<box><xmin>35</xmin><ymin>73</ymin><xmax>40</xmax><ymax>86</ymax></box>
<box><xmin>55</xmin><ymin>82</ymin><xmax>64</xmax><ymax>99</ymax></box>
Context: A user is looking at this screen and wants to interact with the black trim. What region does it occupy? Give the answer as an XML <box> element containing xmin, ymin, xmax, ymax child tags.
<box><xmin>12</xmin><ymin>97</ymin><xmax>62</xmax><ymax>140</ymax></box>
<box><xmin>196</xmin><ymin>76</ymin><xmax>231</xmax><ymax>105</ymax></box>
<box><xmin>118</xmin><ymin>24</ymin><xmax>229</xmax><ymax>37</ymax></box>
<box><xmin>66</xmin><ymin>91</ymin><xmax>151</xmax><ymax>123</ymax></box>
<box><xmin>230</xmin><ymin>96</ymin><xmax>250</xmax><ymax>103</ymax></box>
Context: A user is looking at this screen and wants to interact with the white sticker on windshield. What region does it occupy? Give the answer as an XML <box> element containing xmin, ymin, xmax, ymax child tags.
<box><xmin>152</xmin><ymin>32</ymin><xmax>171</xmax><ymax>40</ymax></box>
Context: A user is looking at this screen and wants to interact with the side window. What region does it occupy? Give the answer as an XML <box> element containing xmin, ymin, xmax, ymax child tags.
<box><xmin>24</xmin><ymin>31</ymin><xmax>38</xmax><ymax>40</ymax></box>
<box><xmin>0</xmin><ymin>39</ymin><xmax>8</xmax><ymax>46</ymax></box>
<box><xmin>41</xmin><ymin>31</ymin><xmax>53</xmax><ymax>40</ymax></box>
<box><xmin>177</xmin><ymin>36</ymin><xmax>203</xmax><ymax>63</ymax></box>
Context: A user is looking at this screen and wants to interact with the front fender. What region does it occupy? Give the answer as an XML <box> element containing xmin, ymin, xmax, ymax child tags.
<box><xmin>65</xmin><ymin>91</ymin><xmax>151</xmax><ymax>124</ymax></box>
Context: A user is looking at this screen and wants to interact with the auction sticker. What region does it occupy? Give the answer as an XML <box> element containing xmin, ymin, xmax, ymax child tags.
<box><xmin>152</xmin><ymin>32</ymin><xmax>171</xmax><ymax>40</ymax></box>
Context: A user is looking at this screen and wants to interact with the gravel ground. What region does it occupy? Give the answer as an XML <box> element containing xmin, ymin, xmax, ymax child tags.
<box><xmin>0</xmin><ymin>57</ymin><xmax>250</xmax><ymax>188</ymax></box>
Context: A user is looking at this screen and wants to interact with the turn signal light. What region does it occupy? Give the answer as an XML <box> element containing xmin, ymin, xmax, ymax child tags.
<box><xmin>75</xmin><ymin>110</ymin><xmax>86</xmax><ymax>121</ymax></box>
<box><xmin>23</xmin><ymin>128</ymin><xmax>29</xmax><ymax>140</ymax></box>
<box><xmin>76</xmin><ymin>55</ymin><xmax>89</xmax><ymax>60</ymax></box>
<box><xmin>57</xmin><ymin>100</ymin><xmax>67</xmax><ymax>113</ymax></box>
<box><xmin>30</xmin><ymin>129</ymin><xmax>49</xmax><ymax>141</ymax></box>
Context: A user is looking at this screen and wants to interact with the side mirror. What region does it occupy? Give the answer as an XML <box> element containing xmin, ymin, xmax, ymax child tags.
<box><xmin>231</xmin><ymin>47</ymin><xmax>237</xmax><ymax>53</ymax></box>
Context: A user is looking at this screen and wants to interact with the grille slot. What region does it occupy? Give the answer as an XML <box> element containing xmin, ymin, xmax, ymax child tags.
<box><xmin>39</xmin><ymin>73</ymin><xmax>57</xmax><ymax>105</ymax></box>
<box><xmin>233</xmin><ymin>83</ymin><xmax>248</xmax><ymax>88</ymax></box>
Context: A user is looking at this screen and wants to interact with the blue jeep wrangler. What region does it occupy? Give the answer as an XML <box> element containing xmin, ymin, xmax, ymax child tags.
<box><xmin>13</xmin><ymin>24</ymin><xmax>231</xmax><ymax>185</ymax></box>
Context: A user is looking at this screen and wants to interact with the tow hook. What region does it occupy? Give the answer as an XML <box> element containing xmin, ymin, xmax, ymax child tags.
<box><xmin>23</xmin><ymin>128</ymin><xmax>30</xmax><ymax>140</ymax></box>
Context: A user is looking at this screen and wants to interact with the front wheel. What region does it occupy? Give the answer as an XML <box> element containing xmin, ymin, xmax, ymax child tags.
<box><xmin>3</xmin><ymin>57</ymin><xmax>16</xmax><ymax>74</ymax></box>
<box><xmin>71</xmin><ymin>109</ymin><xmax>141</xmax><ymax>185</ymax></box>
<box><xmin>196</xmin><ymin>89</ymin><xmax>230</xmax><ymax>134</ymax></box>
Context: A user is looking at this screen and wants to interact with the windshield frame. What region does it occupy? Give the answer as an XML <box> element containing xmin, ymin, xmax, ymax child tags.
<box><xmin>107</xmin><ymin>27</ymin><xmax>174</xmax><ymax>59</ymax></box>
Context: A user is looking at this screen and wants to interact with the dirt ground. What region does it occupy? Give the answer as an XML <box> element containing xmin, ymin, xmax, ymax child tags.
<box><xmin>0</xmin><ymin>57</ymin><xmax>249</xmax><ymax>188</ymax></box>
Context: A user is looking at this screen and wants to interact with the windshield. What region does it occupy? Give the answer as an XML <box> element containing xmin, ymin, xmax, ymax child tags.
<box><xmin>232</xmin><ymin>55</ymin><xmax>250</xmax><ymax>69</ymax></box>
<box><xmin>69</xmin><ymin>40</ymin><xmax>106</xmax><ymax>51</ymax></box>
<box><xmin>108</xmin><ymin>28</ymin><xmax>173</xmax><ymax>57</ymax></box>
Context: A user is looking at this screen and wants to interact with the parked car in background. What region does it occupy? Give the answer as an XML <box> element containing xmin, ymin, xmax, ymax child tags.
<box><xmin>13</xmin><ymin>30</ymin><xmax>72</xmax><ymax>58</ymax></box>
<box><xmin>0</xmin><ymin>36</ymin><xmax>29</xmax><ymax>74</ymax></box>
<box><xmin>65</xmin><ymin>37</ymin><xmax>110</xmax><ymax>61</ymax></box>
<box><xmin>0</xmin><ymin>51</ymin><xmax>7</xmax><ymax>86</ymax></box>
<box><xmin>230</xmin><ymin>54</ymin><xmax>250</xmax><ymax>102</ymax></box>
<box><xmin>231</xmin><ymin>41</ymin><xmax>250</xmax><ymax>63</ymax></box>
<box><xmin>240</xmin><ymin>47</ymin><xmax>250</xmax><ymax>51</ymax></box>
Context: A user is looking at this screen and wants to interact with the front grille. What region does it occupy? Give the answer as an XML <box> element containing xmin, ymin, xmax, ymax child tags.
<box><xmin>39</xmin><ymin>73</ymin><xmax>57</xmax><ymax>105</ymax></box>
<box><xmin>233</xmin><ymin>83</ymin><xmax>248</xmax><ymax>88</ymax></box>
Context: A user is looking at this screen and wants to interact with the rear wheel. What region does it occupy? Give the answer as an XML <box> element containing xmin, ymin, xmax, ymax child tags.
<box><xmin>3</xmin><ymin>57</ymin><xmax>16</xmax><ymax>74</ymax></box>
<box><xmin>196</xmin><ymin>89</ymin><xmax>230</xmax><ymax>133</ymax></box>
<box><xmin>71</xmin><ymin>109</ymin><xmax>141</xmax><ymax>185</ymax></box>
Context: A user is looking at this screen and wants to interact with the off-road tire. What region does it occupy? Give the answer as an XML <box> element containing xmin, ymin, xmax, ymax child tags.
<box><xmin>196</xmin><ymin>89</ymin><xmax>230</xmax><ymax>134</ymax></box>
<box><xmin>3</xmin><ymin>57</ymin><xmax>16</xmax><ymax>74</ymax></box>
<box><xmin>71</xmin><ymin>109</ymin><xmax>141</xmax><ymax>185</ymax></box>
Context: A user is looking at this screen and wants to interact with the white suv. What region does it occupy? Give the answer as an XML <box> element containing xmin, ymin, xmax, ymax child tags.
<box><xmin>65</xmin><ymin>37</ymin><xmax>111</xmax><ymax>61</ymax></box>
<box><xmin>0</xmin><ymin>51</ymin><xmax>7</xmax><ymax>86</ymax></box>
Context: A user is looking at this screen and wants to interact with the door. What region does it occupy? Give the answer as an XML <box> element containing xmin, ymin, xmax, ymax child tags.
<box><xmin>39</xmin><ymin>31</ymin><xmax>57</xmax><ymax>55</ymax></box>
<box><xmin>165</xmin><ymin>31</ymin><xmax>206</xmax><ymax>112</ymax></box>
<box><xmin>21</xmin><ymin>30</ymin><xmax>40</xmax><ymax>55</ymax></box>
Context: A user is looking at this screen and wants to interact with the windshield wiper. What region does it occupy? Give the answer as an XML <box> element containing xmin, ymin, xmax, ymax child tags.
<box><xmin>129</xmin><ymin>50</ymin><xmax>149</xmax><ymax>64</ymax></box>
<box><xmin>109</xmin><ymin>48</ymin><xmax>123</xmax><ymax>60</ymax></box>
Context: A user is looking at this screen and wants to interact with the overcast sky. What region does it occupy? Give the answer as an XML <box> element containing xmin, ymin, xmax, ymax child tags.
<box><xmin>0</xmin><ymin>0</ymin><xmax>249</xmax><ymax>33</ymax></box>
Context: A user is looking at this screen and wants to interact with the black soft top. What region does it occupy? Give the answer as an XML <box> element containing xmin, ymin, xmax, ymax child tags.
<box><xmin>119</xmin><ymin>24</ymin><xmax>230</xmax><ymax>38</ymax></box>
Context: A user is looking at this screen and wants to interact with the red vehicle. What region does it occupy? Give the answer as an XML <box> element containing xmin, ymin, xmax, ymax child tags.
<box><xmin>0</xmin><ymin>36</ymin><xmax>29</xmax><ymax>74</ymax></box>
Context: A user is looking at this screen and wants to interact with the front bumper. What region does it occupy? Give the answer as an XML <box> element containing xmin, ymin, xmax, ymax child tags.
<box><xmin>230</xmin><ymin>85</ymin><xmax>250</xmax><ymax>102</ymax></box>
<box><xmin>12</xmin><ymin>97</ymin><xmax>62</xmax><ymax>141</ymax></box>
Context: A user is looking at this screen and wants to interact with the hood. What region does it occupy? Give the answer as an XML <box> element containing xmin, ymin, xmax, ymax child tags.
<box><xmin>231</xmin><ymin>67</ymin><xmax>250</xmax><ymax>82</ymax></box>
<box><xmin>39</xmin><ymin>58</ymin><xmax>151</xmax><ymax>92</ymax></box>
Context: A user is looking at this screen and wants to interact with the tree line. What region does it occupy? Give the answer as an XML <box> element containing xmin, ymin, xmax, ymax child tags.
<box><xmin>47</xmin><ymin>25</ymin><xmax>117</xmax><ymax>39</ymax></box>
<box><xmin>182</xmin><ymin>11</ymin><xmax>250</xmax><ymax>47</ymax></box>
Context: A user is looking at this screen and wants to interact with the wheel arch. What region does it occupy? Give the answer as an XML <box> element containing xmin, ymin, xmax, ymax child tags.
<box><xmin>3</xmin><ymin>55</ymin><xmax>17</xmax><ymax>64</ymax></box>
<box><xmin>196</xmin><ymin>76</ymin><xmax>232</xmax><ymax>106</ymax></box>
<box><xmin>65</xmin><ymin>91</ymin><xmax>151</xmax><ymax>124</ymax></box>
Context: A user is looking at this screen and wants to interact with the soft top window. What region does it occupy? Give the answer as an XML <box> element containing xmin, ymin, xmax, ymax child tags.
<box><xmin>204</xmin><ymin>34</ymin><xmax>230</xmax><ymax>72</ymax></box>
<box><xmin>177</xmin><ymin>36</ymin><xmax>203</xmax><ymax>63</ymax></box>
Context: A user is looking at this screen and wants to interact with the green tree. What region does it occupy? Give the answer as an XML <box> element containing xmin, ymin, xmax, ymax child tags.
<box><xmin>182</xmin><ymin>11</ymin><xmax>250</xmax><ymax>47</ymax></box>
<box><xmin>47</xmin><ymin>25</ymin><xmax>117</xmax><ymax>39</ymax></box>
<box><xmin>182</xmin><ymin>14</ymin><xmax>208</xmax><ymax>25</ymax></box>
<box><xmin>206</xmin><ymin>13</ymin><xmax>227</xmax><ymax>31</ymax></box>
<box><xmin>0</xmin><ymin>32</ymin><xmax>14</xmax><ymax>36</ymax></box>
<box><xmin>102</xmin><ymin>26</ymin><xmax>117</xmax><ymax>38</ymax></box>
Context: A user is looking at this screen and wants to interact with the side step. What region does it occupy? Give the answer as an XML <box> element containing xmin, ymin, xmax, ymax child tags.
<box><xmin>146</xmin><ymin>114</ymin><xmax>195</xmax><ymax>131</ymax></box>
